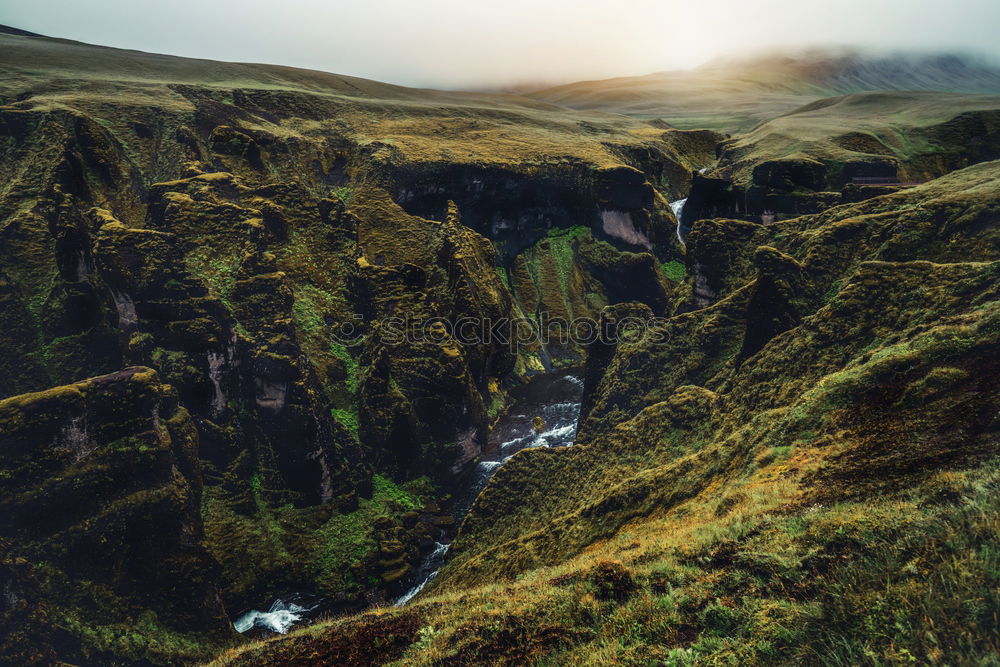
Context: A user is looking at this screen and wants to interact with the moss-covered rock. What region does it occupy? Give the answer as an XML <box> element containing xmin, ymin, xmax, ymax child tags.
<box><xmin>0</xmin><ymin>368</ymin><xmax>232</xmax><ymax>665</ymax></box>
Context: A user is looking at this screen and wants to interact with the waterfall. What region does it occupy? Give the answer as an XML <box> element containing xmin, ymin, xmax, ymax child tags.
<box><xmin>670</xmin><ymin>198</ymin><xmax>687</xmax><ymax>246</ymax></box>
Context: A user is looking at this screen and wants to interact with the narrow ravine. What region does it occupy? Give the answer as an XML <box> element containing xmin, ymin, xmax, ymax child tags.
<box><xmin>233</xmin><ymin>370</ymin><xmax>586</xmax><ymax>631</ymax></box>
<box><xmin>394</xmin><ymin>369</ymin><xmax>585</xmax><ymax>605</ymax></box>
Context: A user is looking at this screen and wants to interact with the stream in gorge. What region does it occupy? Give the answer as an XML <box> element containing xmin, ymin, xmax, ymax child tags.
<box><xmin>233</xmin><ymin>369</ymin><xmax>585</xmax><ymax>632</ymax></box>
<box><xmin>394</xmin><ymin>368</ymin><xmax>585</xmax><ymax>605</ymax></box>
<box><xmin>394</xmin><ymin>195</ymin><xmax>688</xmax><ymax>608</ymax></box>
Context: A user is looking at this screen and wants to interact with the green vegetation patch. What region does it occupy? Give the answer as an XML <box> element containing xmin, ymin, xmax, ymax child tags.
<box><xmin>330</xmin><ymin>407</ymin><xmax>360</xmax><ymax>440</ymax></box>
<box><xmin>331</xmin><ymin>342</ymin><xmax>360</xmax><ymax>393</ymax></box>
<box><xmin>371</xmin><ymin>474</ymin><xmax>421</xmax><ymax>510</ymax></box>
<box><xmin>332</xmin><ymin>185</ymin><xmax>355</xmax><ymax>205</ymax></box>
<box><xmin>660</xmin><ymin>260</ymin><xmax>687</xmax><ymax>282</ymax></box>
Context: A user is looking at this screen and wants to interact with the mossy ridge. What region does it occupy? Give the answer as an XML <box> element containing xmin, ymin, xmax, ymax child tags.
<box><xmin>291</xmin><ymin>163</ymin><xmax>1000</xmax><ymax>663</ymax></box>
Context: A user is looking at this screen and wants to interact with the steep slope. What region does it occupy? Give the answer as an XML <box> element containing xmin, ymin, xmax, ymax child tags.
<box><xmin>220</xmin><ymin>162</ymin><xmax>1000</xmax><ymax>665</ymax></box>
<box><xmin>0</xmin><ymin>368</ymin><xmax>231</xmax><ymax>665</ymax></box>
<box><xmin>526</xmin><ymin>50</ymin><xmax>1000</xmax><ymax>132</ymax></box>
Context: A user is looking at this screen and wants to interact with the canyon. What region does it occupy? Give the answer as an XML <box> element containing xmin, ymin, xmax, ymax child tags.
<box><xmin>0</xmin><ymin>25</ymin><xmax>998</xmax><ymax>666</ymax></box>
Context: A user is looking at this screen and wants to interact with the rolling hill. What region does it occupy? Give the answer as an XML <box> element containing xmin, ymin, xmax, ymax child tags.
<box><xmin>525</xmin><ymin>49</ymin><xmax>1000</xmax><ymax>132</ymax></box>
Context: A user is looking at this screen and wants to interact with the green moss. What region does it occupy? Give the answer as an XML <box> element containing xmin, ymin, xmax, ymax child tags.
<box><xmin>547</xmin><ymin>227</ymin><xmax>589</xmax><ymax>291</ymax></box>
<box><xmin>331</xmin><ymin>342</ymin><xmax>360</xmax><ymax>393</ymax></box>
<box><xmin>186</xmin><ymin>248</ymin><xmax>243</xmax><ymax>307</ymax></box>
<box><xmin>331</xmin><ymin>407</ymin><xmax>360</xmax><ymax>440</ymax></box>
<box><xmin>292</xmin><ymin>292</ymin><xmax>325</xmax><ymax>336</ymax></box>
<box><xmin>496</xmin><ymin>266</ymin><xmax>510</xmax><ymax>290</ymax></box>
<box><xmin>371</xmin><ymin>474</ymin><xmax>420</xmax><ymax>510</ymax></box>
<box><xmin>332</xmin><ymin>185</ymin><xmax>355</xmax><ymax>205</ymax></box>
<box><xmin>486</xmin><ymin>393</ymin><xmax>505</xmax><ymax>419</ymax></box>
<box><xmin>660</xmin><ymin>260</ymin><xmax>687</xmax><ymax>282</ymax></box>
<box><xmin>547</xmin><ymin>225</ymin><xmax>590</xmax><ymax>241</ymax></box>
<box><xmin>314</xmin><ymin>507</ymin><xmax>376</xmax><ymax>591</ymax></box>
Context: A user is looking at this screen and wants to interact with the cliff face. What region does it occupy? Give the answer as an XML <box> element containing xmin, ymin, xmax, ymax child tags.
<box><xmin>0</xmin><ymin>367</ymin><xmax>231</xmax><ymax>665</ymax></box>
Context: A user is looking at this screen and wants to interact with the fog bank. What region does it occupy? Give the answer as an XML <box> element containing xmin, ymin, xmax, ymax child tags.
<box><xmin>4</xmin><ymin>0</ymin><xmax>1000</xmax><ymax>89</ymax></box>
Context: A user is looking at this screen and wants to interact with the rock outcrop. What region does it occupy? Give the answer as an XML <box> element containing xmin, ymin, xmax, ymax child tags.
<box><xmin>0</xmin><ymin>368</ymin><xmax>232</xmax><ymax>665</ymax></box>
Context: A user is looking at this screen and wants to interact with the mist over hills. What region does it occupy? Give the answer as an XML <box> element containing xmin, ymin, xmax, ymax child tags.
<box><xmin>526</xmin><ymin>49</ymin><xmax>1000</xmax><ymax>131</ymax></box>
<box><xmin>701</xmin><ymin>49</ymin><xmax>1000</xmax><ymax>94</ymax></box>
<box><xmin>5</xmin><ymin>21</ymin><xmax>999</xmax><ymax>132</ymax></box>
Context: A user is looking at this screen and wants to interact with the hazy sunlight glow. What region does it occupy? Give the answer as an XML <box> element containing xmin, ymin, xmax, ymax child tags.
<box><xmin>4</xmin><ymin>0</ymin><xmax>1000</xmax><ymax>89</ymax></box>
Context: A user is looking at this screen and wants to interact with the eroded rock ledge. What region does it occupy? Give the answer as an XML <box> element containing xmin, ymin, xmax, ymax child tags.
<box><xmin>0</xmin><ymin>367</ymin><xmax>232</xmax><ymax>665</ymax></box>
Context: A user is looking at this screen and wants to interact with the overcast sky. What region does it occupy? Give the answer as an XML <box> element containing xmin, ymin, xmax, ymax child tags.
<box><xmin>4</xmin><ymin>0</ymin><xmax>1000</xmax><ymax>89</ymax></box>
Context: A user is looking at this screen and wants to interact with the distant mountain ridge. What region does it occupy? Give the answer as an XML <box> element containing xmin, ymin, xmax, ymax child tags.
<box><xmin>526</xmin><ymin>50</ymin><xmax>1000</xmax><ymax>132</ymax></box>
<box><xmin>701</xmin><ymin>50</ymin><xmax>1000</xmax><ymax>95</ymax></box>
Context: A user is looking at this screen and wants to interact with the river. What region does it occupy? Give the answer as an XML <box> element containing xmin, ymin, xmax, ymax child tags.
<box><xmin>394</xmin><ymin>368</ymin><xmax>584</xmax><ymax>605</ymax></box>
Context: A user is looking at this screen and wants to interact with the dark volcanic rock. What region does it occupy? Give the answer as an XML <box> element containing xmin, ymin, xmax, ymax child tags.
<box><xmin>737</xmin><ymin>245</ymin><xmax>806</xmax><ymax>362</ymax></box>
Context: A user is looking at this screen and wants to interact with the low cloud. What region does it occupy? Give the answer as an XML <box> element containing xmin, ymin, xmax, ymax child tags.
<box><xmin>5</xmin><ymin>0</ymin><xmax>1000</xmax><ymax>89</ymax></box>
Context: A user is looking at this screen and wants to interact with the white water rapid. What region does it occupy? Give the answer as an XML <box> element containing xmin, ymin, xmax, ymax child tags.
<box><xmin>233</xmin><ymin>597</ymin><xmax>319</xmax><ymax>635</ymax></box>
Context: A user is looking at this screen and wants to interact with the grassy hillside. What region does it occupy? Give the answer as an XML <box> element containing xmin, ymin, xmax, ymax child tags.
<box><xmin>710</xmin><ymin>90</ymin><xmax>1000</xmax><ymax>186</ymax></box>
<box><xmin>0</xmin><ymin>30</ymin><xmax>718</xmax><ymax>174</ymax></box>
